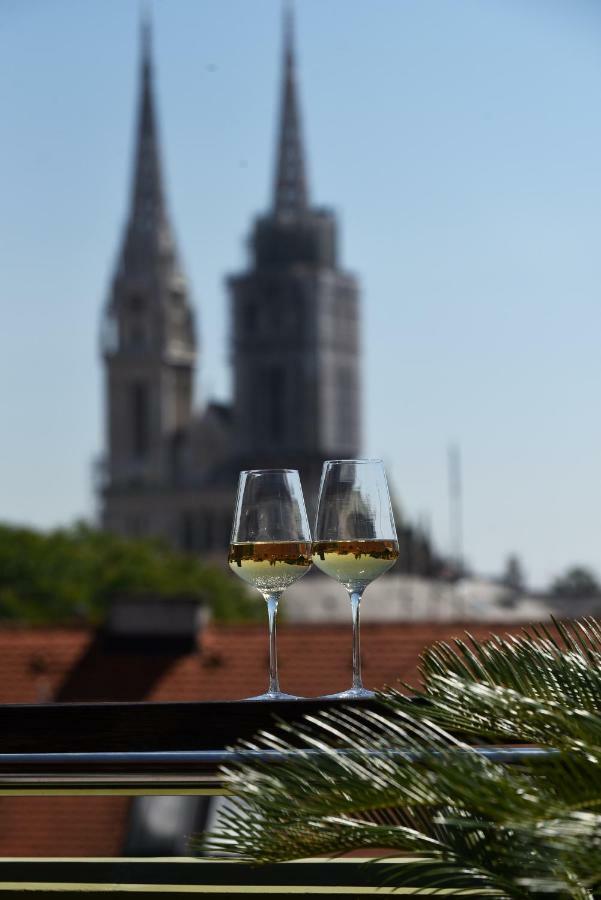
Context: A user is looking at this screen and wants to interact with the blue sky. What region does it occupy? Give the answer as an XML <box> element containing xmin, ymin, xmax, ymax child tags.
<box><xmin>1</xmin><ymin>0</ymin><xmax>600</xmax><ymax>588</ymax></box>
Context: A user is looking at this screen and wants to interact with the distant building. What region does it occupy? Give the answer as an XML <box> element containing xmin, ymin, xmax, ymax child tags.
<box><xmin>99</xmin><ymin>14</ymin><xmax>438</xmax><ymax>573</ymax></box>
<box><xmin>283</xmin><ymin>573</ymin><xmax>557</xmax><ymax>624</ymax></box>
<box><xmin>99</xmin><ymin>13</ymin><xmax>360</xmax><ymax>554</ymax></box>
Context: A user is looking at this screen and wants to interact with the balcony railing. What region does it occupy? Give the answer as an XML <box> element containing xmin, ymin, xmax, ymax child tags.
<box><xmin>0</xmin><ymin>698</ymin><xmax>541</xmax><ymax>895</ymax></box>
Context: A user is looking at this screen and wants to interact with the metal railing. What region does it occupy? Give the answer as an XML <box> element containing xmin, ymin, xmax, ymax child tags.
<box><xmin>0</xmin><ymin>698</ymin><xmax>540</xmax><ymax>895</ymax></box>
<box><xmin>0</xmin><ymin>745</ymin><xmax>550</xmax><ymax>796</ymax></box>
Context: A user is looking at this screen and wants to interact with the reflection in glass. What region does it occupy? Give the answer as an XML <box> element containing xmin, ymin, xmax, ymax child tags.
<box><xmin>228</xmin><ymin>469</ymin><xmax>312</xmax><ymax>700</ymax></box>
<box><xmin>313</xmin><ymin>459</ymin><xmax>399</xmax><ymax>698</ymax></box>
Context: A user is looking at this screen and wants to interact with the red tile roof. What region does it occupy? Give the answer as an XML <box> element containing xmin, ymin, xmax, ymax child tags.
<box><xmin>0</xmin><ymin>620</ymin><xmax>532</xmax><ymax>857</ymax></box>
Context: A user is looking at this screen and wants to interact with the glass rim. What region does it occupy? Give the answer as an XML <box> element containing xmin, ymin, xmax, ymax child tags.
<box><xmin>239</xmin><ymin>468</ymin><xmax>300</xmax><ymax>475</ymax></box>
<box><xmin>322</xmin><ymin>458</ymin><xmax>384</xmax><ymax>465</ymax></box>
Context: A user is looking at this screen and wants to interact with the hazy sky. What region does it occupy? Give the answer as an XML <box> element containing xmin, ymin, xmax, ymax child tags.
<box><xmin>1</xmin><ymin>0</ymin><xmax>600</xmax><ymax>588</ymax></box>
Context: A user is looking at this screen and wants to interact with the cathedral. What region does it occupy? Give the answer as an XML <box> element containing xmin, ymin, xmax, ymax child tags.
<box><xmin>100</xmin><ymin>13</ymin><xmax>361</xmax><ymax>558</ymax></box>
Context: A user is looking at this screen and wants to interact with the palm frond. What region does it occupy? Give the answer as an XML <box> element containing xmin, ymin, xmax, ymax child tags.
<box><xmin>197</xmin><ymin>619</ymin><xmax>601</xmax><ymax>898</ymax></box>
<box><xmin>418</xmin><ymin>618</ymin><xmax>601</xmax><ymax>715</ymax></box>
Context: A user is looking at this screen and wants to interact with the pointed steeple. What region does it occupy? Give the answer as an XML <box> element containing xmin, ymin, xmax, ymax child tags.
<box><xmin>272</xmin><ymin>5</ymin><xmax>309</xmax><ymax>218</ymax></box>
<box><xmin>103</xmin><ymin>15</ymin><xmax>197</xmax><ymax>500</ymax></box>
<box><xmin>121</xmin><ymin>13</ymin><xmax>174</xmax><ymax>268</ymax></box>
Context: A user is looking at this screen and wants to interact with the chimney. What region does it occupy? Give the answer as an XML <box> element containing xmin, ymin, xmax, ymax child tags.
<box><xmin>104</xmin><ymin>594</ymin><xmax>208</xmax><ymax>653</ymax></box>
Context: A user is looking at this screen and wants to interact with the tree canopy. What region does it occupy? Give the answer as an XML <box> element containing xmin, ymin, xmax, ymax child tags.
<box><xmin>551</xmin><ymin>565</ymin><xmax>601</xmax><ymax>598</ymax></box>
<box><xmin>0</xmin><ymin>522</ymin><xmax>260</xmax><ymax>625</ymax></box>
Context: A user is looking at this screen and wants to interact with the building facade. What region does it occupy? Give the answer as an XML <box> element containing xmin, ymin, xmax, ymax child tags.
<box><xmin>100</xmin><ymin>14</ymin><xmax>361</xmax><ymax>555</ymax></box>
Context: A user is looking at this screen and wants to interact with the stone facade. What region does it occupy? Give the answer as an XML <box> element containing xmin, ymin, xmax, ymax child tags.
<box><xmin>100</xmin><ymin>14</ymin><xmax>361</xmax><ymax>556</ymax></box>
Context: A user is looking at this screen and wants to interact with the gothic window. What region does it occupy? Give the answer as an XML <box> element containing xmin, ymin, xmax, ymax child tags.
<box><xmin>267</xmin><ymin>365</ymin><xmax>285</xmax><ymax>442</ymax></box>
<box><xmin>180</xmin><ymin>512</ymin><xmax>195</xmax><ymax>552</ymax></box>
<box><xmin>291</xmin><ymin>283</ymin><xmax>305</xmax><ymax>333</ymax></box>
<box><xmin>129</xmin><ymin>324</ymin><xmax>147</xmax><ymax>349</ymax></box>
<box><xmin>264</xmin><ymin>280</ymin><xmax>277</xmax><ymax>302</ymax></box>
<box><xmin>271</xmin><ymin>303</ymin><xmax>283</xmax><ymax>334</ymax></box>
<box><xmin>127</xmin><ymin>515</ymin><xmax>147</xmax><ymax>537</ymax></box>
<box><xmin>174</xmin><ymin>370</ymin><xmax>191</xmax><ymax>428</ymax></box>
<box><xmin>131</xmin><ymin>381</ymin><xmax>150</xmax><ymax>459</ymax></box>
<box><xmin>126</xmin><ymin>295</ymin><xmax>149</xmax><ymax>350</ymax></box>
<box><xmin>202</xmin><ymin>512</ymin><xmax>214</xmax><ymax>550</ymax></box>
<box><xmin>336</xmin><ymin>367</ymin><xmax>355</xmax><ymax>448</ymax></box>
<box><xmin>252</xmin><ymin>365</ymin><xmax>286</xmax><ymax>445</ymax></box>
<box><xmin>244</xmin><ymin>302</ymin><xmax>257</xmax><ymax>334</ymax></box>
<box><xmin>169</xmin><ymin>428</ymin><xmax>186</xmax><ymax>483</ymax></box>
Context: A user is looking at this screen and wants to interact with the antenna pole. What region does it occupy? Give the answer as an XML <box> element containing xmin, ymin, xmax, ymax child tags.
<box><xmin>448</xmin><ymin>444</ymin><xmax>464</xmax><ymax>615</ymax></box>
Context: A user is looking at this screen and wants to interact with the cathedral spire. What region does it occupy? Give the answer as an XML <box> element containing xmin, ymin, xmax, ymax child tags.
<box><xmin>122</xmin><ymin>12</ymin><xmax>172</xmax><ymax>265</ymax></box>
<box><xmin>272</xmin><ymin>5</ymin><xmax>309</xmax><ymax>218</ymax></box>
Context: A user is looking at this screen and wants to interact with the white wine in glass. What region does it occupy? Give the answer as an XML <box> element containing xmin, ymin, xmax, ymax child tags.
<box><xmin>312</xmin><ymin>459</ymin><xmax>399</xmax><ymax>698</ymax></box>
<box><xmin>228</xmin><ymin>541</ymin><xmax>312</xmax><ymax>594</ymax></box>
<box><xmin>228</xmin><ymin>469</ymin><xmax>312</xmax><ymax>700</ymax></box>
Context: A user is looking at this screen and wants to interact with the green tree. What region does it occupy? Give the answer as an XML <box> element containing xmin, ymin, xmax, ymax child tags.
<box><xmin>551</xmin><ymin>566</ymin><xmax>601</xmax><ymax>598</ymax></box>
<box><xmin>203</xmin><ymin>619</ymin><xmax>601</xmax><ymax>897</ymax></box>
<box><xmin>0</xmin><ymin>522</ymin><xmax>260</xmax><ymax>624</ymax></box>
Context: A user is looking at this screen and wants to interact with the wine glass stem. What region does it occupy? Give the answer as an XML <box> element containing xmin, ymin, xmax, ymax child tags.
<box><xmin>350</xmin><ymin>590</ymin><xmax>364</xmax><ymax>691</ymax></box>
<box><xmin>266</xmin><ymin>593</ymin><xmax>281</xmax><ymax>695</ymax></box>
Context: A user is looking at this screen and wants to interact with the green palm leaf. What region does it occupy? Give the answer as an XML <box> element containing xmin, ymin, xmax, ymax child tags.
<box><xmin>417</xmin><ymin>618</ymin><xmax>601</xmax><ymax>715</ymax></box>
<box><xmin>197</xmin><ymin>619</ymin><xmax>601</xmax><ymax>898</ymax></box>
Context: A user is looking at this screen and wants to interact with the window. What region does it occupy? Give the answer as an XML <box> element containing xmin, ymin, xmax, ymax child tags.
<box><xmin>127</xmin><ymin>515</ymin><xmax>147</xmax><ymax>537</ymax></box>
<box><xmin>131</xmin><ymin>382</ymin><xmax>150</xmax><ymax>459</ymax></box>
<box><xmin>129</xmin><ymin>324</ymin><xmax>147</xmax><ymax>349</ymax></box>
<box><xmin>253</xmin><ymin>365</ymin><xmax>286</xmax><ymax>446</ymax></box>
<box><xmin>174</xmin><ymin>370</ymin><xmax>191</xmax><ymax>428</ymax></box>
<box><xmin>203</xmin><ymin>512</ymin><xmax>214</xmax><ymax>550</ymax></box>
<box><xmin>180</xmin><ymin>512</ymin><xmax>195</xmax><ymax>552</ymax></box>
<box><xmin>267</xmin><ymin>365</ymin><xmax>285</xmax><ymax>442</ymax></box>
<box><xmin>336</xmin><ymin>367</ymin><xmax>355</xmax><ymax>448</ymax></box>
<box><xmin>244</xmin><ymin>302</ymin><xmax>257</xmax><ymax>334</ymax></box>
<box><xmin>292</xmin><ymin>283</ymin><xmax>305</xmax><ymax>333</ymax></box>
<box><xmin>271</xmin><ymin>302</ymin><xmax>283</xmax><ymax>334</ymax></box>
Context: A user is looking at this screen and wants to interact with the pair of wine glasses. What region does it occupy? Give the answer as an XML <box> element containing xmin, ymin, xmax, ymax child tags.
<box><xmin>228</xmin><ymin>459</ymin><xmax>399</xmax><ymax>701</ymax></box>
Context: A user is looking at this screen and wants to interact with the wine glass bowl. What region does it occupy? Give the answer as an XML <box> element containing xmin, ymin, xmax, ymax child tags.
<box><xmin>311</xmin><ymin>539</ymin><xmax>399</xmax><ymax>593</ymax></box>
<box><xmin>312</xmin><ymin>459</ymin><xmax>398</xmax><ymax>698</ymax></box>
<box><xmin>229</xmin><ymin>469</ymin><xmax>312</xmax><ymax>700</ymax></box>
<box><xmin>228</xmin><ymin>540</ymin><xmax>313</xmax><ymax>594</ymax></box>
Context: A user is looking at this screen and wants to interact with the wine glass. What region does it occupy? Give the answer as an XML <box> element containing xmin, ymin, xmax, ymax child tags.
<box><xmin>228</xmin><ymin>469</ymin><xmax>312</xmax><ymax>700</ymax></box>
<box><xmin>313</xmin><ymin>459</ymin><xmax>399</xmax><ymax>699</ymax></box>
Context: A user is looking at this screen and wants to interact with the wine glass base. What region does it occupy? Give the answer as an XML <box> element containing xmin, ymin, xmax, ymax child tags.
<box><xmin>321</xmin><ymin>687</ymin><xmax>375</xmax><ymax>700</ymax></box>
<box><xmin>242</xmin><ymin>691</ymin><xmax>306</xmax><ymax>702</ymax></box>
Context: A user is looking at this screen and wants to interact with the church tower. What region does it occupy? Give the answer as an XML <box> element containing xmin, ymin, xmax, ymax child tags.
<box><xmin>100</xmin><ymin>21</ymin><xmax>196</xmax><ymax>536</ymax></box>
<box><xmin>229</xmin><ymin>10</ymin><xmax>361</xmax><ymax>488</ymax></box>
